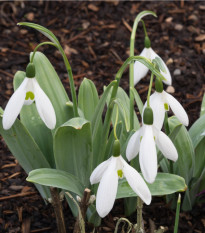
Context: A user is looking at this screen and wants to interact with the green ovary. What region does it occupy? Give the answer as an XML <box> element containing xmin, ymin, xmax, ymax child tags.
<box><xmin>117</xmin><ymin>169</ymin><xmax>123</xmax><ymax>178</ymax></box>
<box><xmin>164</xmin><ymin>103</ymin><xmax>169</xmax><ymax>111</ymax></box>
<box><xmin>25</xmin><ymin>91</ymin><xmax>35</xmax><ymax>100</ymax></box>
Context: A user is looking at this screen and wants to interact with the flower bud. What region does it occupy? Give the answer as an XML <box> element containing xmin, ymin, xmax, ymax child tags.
<box><xmin>26</xmin><ymin>63</ymin><xmax>35</xmax><ymax>78</ymax></box>
<box><xmin>143</xmin><ymin>107</ymin><xmax>153</xmax><ymax>125</ymax></box>
<box><xmin>144</xmin><ymin>36</ymin><xmax>151</xmax><ymax>48</ymax></box>
<box><xmin>155</xmin><ymin>78</ymin><xmax>163</xmax><ymax>93</ymax></box>
<box><xmin>112</xmin><ymin>140</ymin><xmax>121</xmax><ymax>157</ymax></box>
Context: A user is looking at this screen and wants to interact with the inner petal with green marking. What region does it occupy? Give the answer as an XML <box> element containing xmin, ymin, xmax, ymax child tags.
<box><xmin>164</xmin><ymin>103</ymin><xmax>169</xmax><ymax>111</ymax></box>
<box><xmin>25</xmin><ymin>91</ymin><xmax>35</xmax><ymax>100</ymax></box>
<box><xmin>117</xmin><ymin>169</ymin><xmax>123</xmax><ymax>179</ymax></box>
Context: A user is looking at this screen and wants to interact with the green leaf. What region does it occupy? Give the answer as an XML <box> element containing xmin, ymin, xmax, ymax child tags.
<box><xmin>168</xmin><ymin>117</ymin><xmax>195</xmax><ymax>184</ymax></box>
<box><xmin>152</xmin><ymin>57</ymin><xmax>166</xmax><ymax>73</ymax></box>
<box><xmin>18</xmin><ymin>22</ymin><xmax>60</xmax><ymax>47</ymax></box>
<box><xmin>131</xmin><ymin>87</ymin><xmax>144</xmax><ymax>116</ymax></box>
<box><xmin>27</xmin><ymin>168</ymin><xmax>85</xmax><ymax>196</ymax></box>
<box><xmin>14</xmin><ymin>71</ymin><xmax>54</xmax><ymax>167</ymax></box>
<box><xmin>78</xmin><ymin>78</ymin><xmax>99</xmax><ymax>121</ymax></box>
<box><xmin>117</xmin><ymin>173</ymin><xmax>186</xmax><ymax>199</ymax></box>
<box><xmin>194</xmin><ymin>137</ymin><xmax>205</xmax><ymax>178</ymax></box>
<box><xmin>189</xmin><ymin>114</ymin><xmax>205</xmax><ymax>148</ymax></box>
<box><xmin>200</xmin><ymin>92</ymin><xmax>205</xmax><ymax>117</ymax></box>
<box><xmin>54</xmin><ymin>117</ymin><xmax>92</xmax><ymax>187</ymax></box>
<box><xmin>0</xmin><ymin>112</ymin><xmax>50</xmax><ymax>199</ymax></box>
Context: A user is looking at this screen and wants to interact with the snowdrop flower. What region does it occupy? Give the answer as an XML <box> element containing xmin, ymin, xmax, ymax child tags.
<box><xmin>90</xmin><ymin>140</ymin><xmax>151</xmax><ymax>218</ymax></box>
<box><xmin>3</xmin><ymin>63</ymin><xmax>56</xmax><ymax>130</ymax></box>
<box><xmin>126</xmin><ymin>107</ymin><xmax>178</xmax><ymax>184</ymax></box>
<box><xmin>134</xmin><ymin>37</ymin><xmax>172</xmax><ymax>86</ymax></box>
<box><xmin>148</xmin><ymin>78</ymin><xmax>189</xmax><ymax>130</ymax></box>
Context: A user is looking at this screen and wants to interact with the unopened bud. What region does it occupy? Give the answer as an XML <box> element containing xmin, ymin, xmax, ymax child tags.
<box><xmin>143</xmin><ymin>107</ymin><xmax>153</xmax><ymax>125</ymax></box>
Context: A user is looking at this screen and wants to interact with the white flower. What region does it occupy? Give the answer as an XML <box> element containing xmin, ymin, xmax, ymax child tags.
<box><xmin>90</xmin><ymin>155</ymin><xmax>151</xmax><ymax>218</ymax></box>
<box><xmin>126</xmin><ymin>124</ymin><xmax>178</xmax><ymax>184</ymax></box>
<box><xmin>134</xmin><ymin>47</ymin><xmax>172</xmax><ymax>86</ymax></box>
<box><xmin>3</xmin><ymin>77</ymin><xmax>56</xmax><ymax>130</ymax></box>
<box><xmin>148</xmin><ymin>91</ymin><xmax>189</xmax><ymax>130</ymax></box>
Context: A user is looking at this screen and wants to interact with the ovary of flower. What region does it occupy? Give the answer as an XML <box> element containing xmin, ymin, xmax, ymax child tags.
<box><xmin>148</xmin><ymin>91</ymin><xmax>189</xmax><ymax>130</ymax></box>
<box><xmin>90</xmin><ymin>155</ymin><xmax>151</xmax><ymax>218</ymax></box>
<box><xmin>134</xmin><ymin>47</ymin><xmax>172</xmax><ymax>86</ymax></box>
<box><xmin>126</xmin><ymin>124</ymin><xmax>178</xmax><ymax>184</ymax></box>
<box><xmin>3</xmin><ymin>77</ymin><xmax>56</xmax><ymax>130</ymax></box>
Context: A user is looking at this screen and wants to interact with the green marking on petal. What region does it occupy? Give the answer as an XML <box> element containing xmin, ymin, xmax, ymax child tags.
<box><xmin>140</xmin><ymin>136</ymin><xmax>143</xmax><ymax>142</ymax></box>
<box><xmin>154</xmin><ymin>136</ymin><xmax>156</xmax><ymax>141</ymax></box>
<box><xmin>25</xmin><ymin>91</ymin><xmax>35</xmax><ymax>100</ymax></box>
<box><xmin>164</xmin><ymin>103</ymin><xmax>169</xmax><ymax>111</ymax></box>
<box><xmin>117</xmin><ymin>170</ymin><xmax>123</xmax><ymax>178</ymax></box>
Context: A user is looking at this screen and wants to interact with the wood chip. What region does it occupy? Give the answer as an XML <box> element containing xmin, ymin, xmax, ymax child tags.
<box><xmin>195</xmin><ymin>34</ymin><xmax>205</xmax><ymax>41</ymax></box>
<box><xmin>88</xmin><ymin>4</ymin><xmax>99</xmax><ymax>12</ymax></box>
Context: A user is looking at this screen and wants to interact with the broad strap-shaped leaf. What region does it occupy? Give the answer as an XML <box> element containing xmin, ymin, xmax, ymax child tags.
<box><xmin>78</xmin><ymin>78</ymin><xmax>99</xmax><ymax>121</ymax></box>
<box><xmin>14</xmin><ymin>71</ymin><xmax>54</xmax><ymax>167</ymax></box>
<box><xmin>27</xmin><ymin>168</ymin><xmax>85</xmax><ymax>196</ymax></box>
<box><xmin>168</xmin><ymin>117</ymin><xmax>195</xmax><ymax>184</ymax></box>
<box><xmin>0</xmin><ymin>109</ymin><xmax>50</xmax><ymax>199</ymax></box>
<box><xmin>189</xmin><ymin>114</ymin><xmax>205</xmax><ymax>148</ymax></box>
<box><xmin>117</xmin><ymin>173</ymin><xmax>186</xmax><ymax>199</ymax></box>
<box><xmin>54</xmin><ymin>117</ymin><xmax>92</xmax><ymax>187</ymax></box>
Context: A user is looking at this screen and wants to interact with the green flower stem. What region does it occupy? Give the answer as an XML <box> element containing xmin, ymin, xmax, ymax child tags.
<box><xmin>129</xmin><ymin>11</ymin><xmax>157</xmax><ymax>130</ymax></box>
<box><xmin>30</xmin><ymin>42</ymin><xmax>58</xmax><ymax>63</ymax></box>
<box><xmin>140</xmin><ymin>20</ymin><xmax>148</xmax><ymax>37</ymax></box>
<box><xmin>113</xmin><ymin>104</ymin><xmax>119</xmax><ymax>140</ymax></box>
<box><xmin>30</xmin><ymin>42</ymin><xmax>79</xmax><ymax>117</ymax></box>
<box><xmin>174</xmin><ymin>194</ymin><xmax>181</xmax><ymax>233</ymax></box>
<box><xmin>147</xmin><ymin>72</ymin><xmax>154</xmax><ymax>107</ymax></box>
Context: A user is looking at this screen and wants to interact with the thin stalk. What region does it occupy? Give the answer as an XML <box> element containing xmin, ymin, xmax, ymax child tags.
<box><xmin>30</xmin><ymin>42</ymin><xmax>58</xmax><ymax>63</ymax></box>
<box><xmin>136</xmin><ymin>197</ymin><xmax>144</xmax><ymax>233</ymax></box>
<box><xmin>50</xmin><ymin>187</ymin><xmax>66</xmax><ymax>233</ymax></box>
<box><xmin>140</xmin><ymin>20</ymin><xmax>148</xmax><ymax>37</ymax></box>
<box><xmin>147</xmin><ymin>72</ymin><xmax>154</xmax><ymax>107</ymax></box>
<box><xmin>174</xmin><ymin>194</ymin><xmax>181</xmax><ymax>233</ymax></box>
<box><xmin>113</xmin><ymin>105</ymin><xmax>119</xmax><ymax>140</ymax></box>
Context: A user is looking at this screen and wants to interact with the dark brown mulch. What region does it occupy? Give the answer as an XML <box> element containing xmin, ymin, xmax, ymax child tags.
<box><xmin>0</xmin><ymin>1</ymin><xmax>205</xmax><ymax>232</ymax></box>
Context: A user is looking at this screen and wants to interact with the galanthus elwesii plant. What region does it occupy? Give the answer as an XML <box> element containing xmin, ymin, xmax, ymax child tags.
<box><xmin>1</xmin><ymin>9</ymin><xmax>204</xmax><ymax>233</ymax></box>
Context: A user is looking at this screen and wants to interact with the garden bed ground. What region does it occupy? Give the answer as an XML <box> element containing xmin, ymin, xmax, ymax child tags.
<box><xmin>0</xmin><ymin>1</ymin><xmax>205</xmax><ymax>232</ymax></box>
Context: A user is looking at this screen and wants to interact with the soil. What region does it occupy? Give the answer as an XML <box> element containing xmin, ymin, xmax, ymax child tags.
<box><xmin>0</xmin><ymin>1</ymin><xmax>205</xmax><ymax>233</ymax></box>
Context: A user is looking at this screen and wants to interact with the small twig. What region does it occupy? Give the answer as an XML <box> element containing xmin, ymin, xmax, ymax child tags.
<box><xmin>0</xmin><ymin>191</ymin><xmax>37</xmax><ymax>201</ymax></box>
<box><xmin>50</xmin><ymin>187</ymin><xmax>66</xmax><ymax>233</ymax></box>
<box><xmin>73</xmin><ymin>188</ymin><xmax>91</xmax><ymax>233</ymax></box>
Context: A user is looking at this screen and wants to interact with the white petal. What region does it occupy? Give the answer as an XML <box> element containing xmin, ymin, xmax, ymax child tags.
<box><xmin>139</xmin><ymin>125</ymin><xmax>157</xmax><ymax>183</ymax></box>
<box><xmin>149</xmin><ymin>48</ymin><xmax>172</xmax><ymax>85</ymax></box>
<box><xmin>165</xmin><ymin>92</ymin><xmax>189</xmax><ymax>126</ymax></box>
<box><xmin>96</xmin><ymin>156</ymin><xmax>118</xmax><ymax>218</ymax></box>
<box><xmin>126</xmin><ymin>129</ymin><xmax>141</xmax><ymax>161</ymax></box>
<box><xmin>90</xmin><ymin>159</ymin><xmax>110</xmax><ymax>184</ymax></box>
<box><xmin>155</xmin><ymin>130</ymin><xmax>178</xmax><ymax>161</ymax></box>
<box><xmin>134</xmin><ymin>48</ymin><xmax>150</xmax><ymax>85</ymax></box>
<box><xmin>149</xmin><ymin>92</ymin><xmax>166</xmax><ymax>130</ymax></box>
<box><xmin>121</xmin><ymin>157</ymin><xmax>151</xmax><ymax>205</ymax></box>
<box><xmin>2</xmin><ymin>78</ymin><xmax>28</xmax><ymax>130</ymax></box>
<box><xmin>33</xmin><ymin>79</ymin><xmax>56</xmax><ymax>129</ymax></box>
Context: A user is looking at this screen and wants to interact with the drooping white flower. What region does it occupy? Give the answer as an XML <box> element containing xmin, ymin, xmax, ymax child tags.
<box><xmin>90</xmin><ymin>155</ymin><xmax>151</xmax><ymax>218</ymax></box>
<box><xmin>126</xmin><ymin>123</ymin><xmax>178</xmax><ymax>184</ymax></box>
<box><xmin>148</xmin><ymin>90</ymin><xmax>189</xmax><ymax>130</ymax></box>
<box><xmin>134</xmin><ymin>47</ymin><xmax>172</xmax><ymax>86</ymax></box>
<box><xmin>3</xmin><ymin>64</ymin><xmax>56</xmax><ymax>130</ymax></box>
